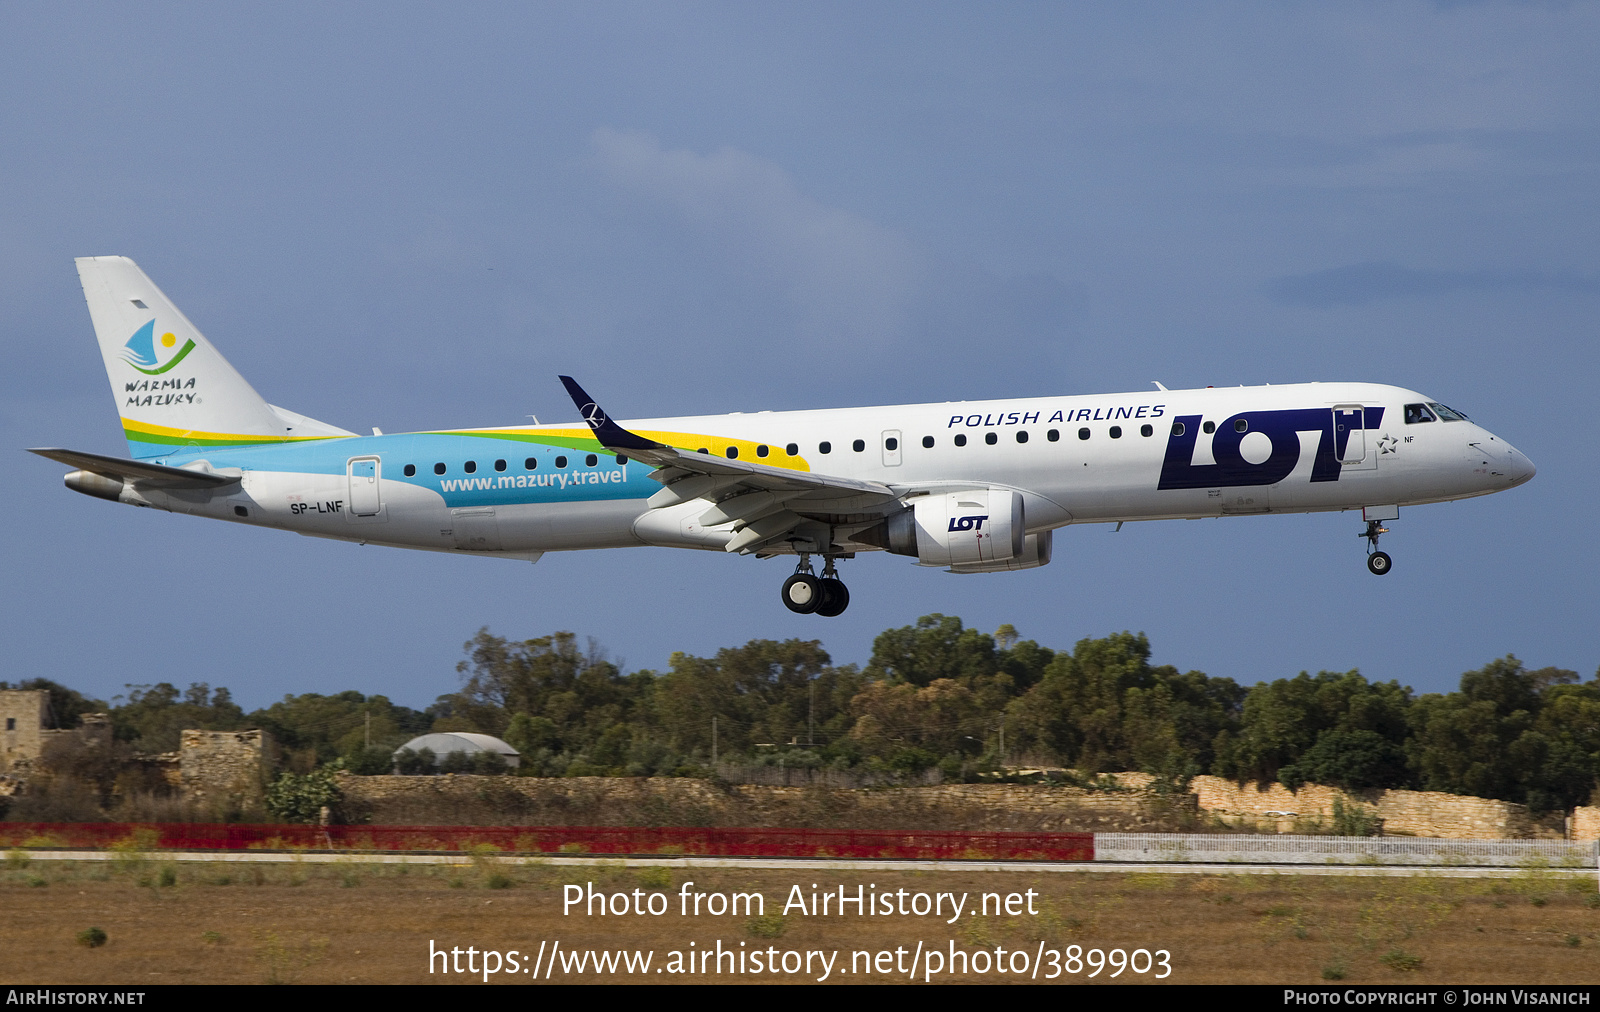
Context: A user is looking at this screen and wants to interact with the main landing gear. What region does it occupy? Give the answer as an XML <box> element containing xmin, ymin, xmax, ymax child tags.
<box><xmin>781</xmin><ymin>554</ymin><xmax>850</xmax><ymax>616</ymax></box>
<box><xmin>1361</xmin><ymin>519</ymin><xmax>1393</xmax><ymax>576</ymax></box>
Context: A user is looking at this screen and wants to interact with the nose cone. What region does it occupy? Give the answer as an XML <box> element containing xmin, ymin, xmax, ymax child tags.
<box><xmin>1506</xmin><ymin>445</ymin><xmax>1536</xmax><ymax>486</ymax></box>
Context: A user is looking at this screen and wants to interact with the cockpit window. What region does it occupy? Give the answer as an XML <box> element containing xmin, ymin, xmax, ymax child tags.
<box><xmin>1404</xmin><ymin>403</ymin><xmax>1437</xmax><ymax>424</ymax></box>
<box><xmin>1428</xmin><ymin>402</ymin><xmax>1469</xmax><ymax>422</ymax></box>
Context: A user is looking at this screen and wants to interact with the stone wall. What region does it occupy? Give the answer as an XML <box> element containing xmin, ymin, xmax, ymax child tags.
<box><xmin>336</xmin><ymin>774</ymin><xmax>1190</xmax><ymax>832</ymax></box>
<box><xmin>1188</xmin><ymin>775</ymin><xmax>1534</xmax><ymax>839</ymax></box>
<box><xmin>1573</xmin><ymin>806</ymin><xmax>1600</xmax><ymax>841</ymax></box>
<box><xmin>179</xmin><ymin>730</ymin><xmax>268</xmax><ymax>815</ymax></box>
<box><xmin>0</xmin><ymin>690</ymin><xmax>47</xmax><ymax>772</ymax></box>
<box><xmin>336</xmin><ymin>771</ymin><xmax>1557</xmax><ymax>838</ymax></box>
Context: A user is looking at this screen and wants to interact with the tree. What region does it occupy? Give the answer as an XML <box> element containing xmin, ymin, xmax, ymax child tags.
<box><xmin>1220</xmin><ymin>670</ymin><xmax>1412</xmax><ymax>788</ymax></box>
<box><xmin>1006</xmin><ymin>631</ymin><xmax>1236</xmax><ymax>772</ymax></box>
<box><xmin>247</xmin><ymin>690</ymin><xmax>431</xmax><ymax>768</ymax></box>
<box><xmin>1279</xmin><ymin>728</ymin><xmax>1409</xmax><ymax>792</ymax></box>
<box><xmin>448</xmin><ymin>628</ymin><xmax>637</xmax><ymax>750</ymax></box>
<box><xmin>110</xmin><ymin>683</ymin><xmax>247</xmax><ymax>752</ymax></box>
<box><xmin>652</xmin><ymin>638</ymin><xmax>857</xmax><ymax>759</ymax></box>
<box><xmin>1406</xmin><ymin>656</ymin><xmax>1582</xmax><ymax>807</ymax></box>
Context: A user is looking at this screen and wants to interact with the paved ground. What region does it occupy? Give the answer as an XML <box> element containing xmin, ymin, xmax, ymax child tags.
<box><xmin>22</xmin><ymin>848</ymin><xmax>1600</xmax><ymax>881</ymax></box>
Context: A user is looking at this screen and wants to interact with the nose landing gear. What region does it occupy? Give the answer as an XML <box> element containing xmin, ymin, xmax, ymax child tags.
<box><xmin>780</xmin><ymin>554</ymin><xmax>850</xmax><ymax>616</ymax></box>
<box><xmin>1361</xmin><ymin>519</ymin><xmax>1393</xmax><ymax>576</ymax></box>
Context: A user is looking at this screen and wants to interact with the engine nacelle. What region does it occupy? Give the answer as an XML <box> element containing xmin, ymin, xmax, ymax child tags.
<box><xmin>863</xmin><ymin>488</ymin><xmax>1025</xmax><ymax>567</ymax></box>
<box><xmin>64</xmin><ymin>469</ymin><xmax>125</xmax><ymax>502</ymax></box>
<box><xmin>948</xmin><ymin>530</ymin><xmax>1053</xmax><ymax>573</ymax></box>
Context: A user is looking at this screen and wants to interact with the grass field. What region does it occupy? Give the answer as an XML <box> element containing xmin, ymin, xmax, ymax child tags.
<box><xmin>2</xmin><ymin>851</ymin><xmax>1597</xmax><ymax>985</ymax></box>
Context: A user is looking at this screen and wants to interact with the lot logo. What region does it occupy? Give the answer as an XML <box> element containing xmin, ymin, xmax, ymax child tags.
<box><xmin>1158</xmin><ymin>407</ymin><xmax>1383</xmax><ymax>490</ymax></box>
<box><xmin>121</xmin><ymin>319</ymin><xmax>197</xmax><ymax>375</ymax></box>
<box><xmin>948</xmin><ymin>515</ymin><xmax>988</xmax><ymax>532</ymax></box>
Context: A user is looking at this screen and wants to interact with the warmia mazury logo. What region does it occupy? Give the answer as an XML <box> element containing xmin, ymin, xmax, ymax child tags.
<box><xmin>120</xmin><ymin>319</ymin><xmax>196</xmax><ymax>375</ymax></box>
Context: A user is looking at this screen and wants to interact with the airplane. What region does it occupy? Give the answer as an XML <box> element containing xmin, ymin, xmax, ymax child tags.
<box><xmin>32</xmin><ymin>256</ymin><xmax>1536</xmax><ymax>617</ymax></box>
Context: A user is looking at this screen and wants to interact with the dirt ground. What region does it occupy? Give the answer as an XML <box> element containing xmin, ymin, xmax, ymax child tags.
<box><xmin>1</xmin><ymin>853</ymin><xmax>1597</xmax><ymax>985</ymax></box>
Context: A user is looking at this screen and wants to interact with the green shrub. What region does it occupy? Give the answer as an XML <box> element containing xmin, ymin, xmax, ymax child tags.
<box><xmin>76</xmin><ymin>927</ymin><xmax>107</xmax><ymax>948</ymax></box>
<box><xmin>265</xmin><ymin>760</ymin><xmax>344</xmax><ymax>823</ymax></box>
<box><xmin>1381</xmin><ymin>949</ymin><xmax>1423</xmax><ymax>972</ymax></box>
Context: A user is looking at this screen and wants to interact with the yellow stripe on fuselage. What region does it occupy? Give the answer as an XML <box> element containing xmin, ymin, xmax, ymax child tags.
<box><xmin>432</xmin><ymin>426</ymin><xmax>813</xmax><ymax>472</ymax></box>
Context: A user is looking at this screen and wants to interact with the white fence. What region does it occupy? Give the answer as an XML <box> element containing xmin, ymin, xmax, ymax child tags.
<box><xmin>1095</xmin><ymin>833</ymin><xmax>1599</xmax><ymax>867</ymax></box>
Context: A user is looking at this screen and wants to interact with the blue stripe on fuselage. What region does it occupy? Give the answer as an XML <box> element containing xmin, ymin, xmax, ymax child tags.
<box><xmin>146</xmin><ymin>433</ymin><xmax>650</xmax><ymax>507</ymax></box>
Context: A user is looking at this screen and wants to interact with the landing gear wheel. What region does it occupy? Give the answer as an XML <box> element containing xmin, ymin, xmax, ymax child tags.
<box><xmin>1367</xmin><ymin>551</ymin><xmax>1392</xmax><ymax>576</ymax></box>
<box><xmin>815</xmin><ymin>577</ymin><xmax>850</xmax><ymax>617</ymax></box>
<box><xmin>781</xmin><ymin>573</ymin><xmax>823</xmax><ymax>613</ymax></box>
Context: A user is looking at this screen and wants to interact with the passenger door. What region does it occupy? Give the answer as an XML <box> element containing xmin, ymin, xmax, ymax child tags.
<box><xmin>346</xmin><ymin>456</ymin><xmax>383</xmax><ymax>516</ymax></box>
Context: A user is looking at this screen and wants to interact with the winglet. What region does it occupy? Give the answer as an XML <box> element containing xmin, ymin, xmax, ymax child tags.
<box><xmin>557</xmin><ymin>376</ymin><xmax>666</xmax><ymax>453</ymax></box>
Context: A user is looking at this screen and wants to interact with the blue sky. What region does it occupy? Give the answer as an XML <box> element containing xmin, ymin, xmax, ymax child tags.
<box><xmin>4</xmin><ymin>3</ymin><xmax>1596</xmax><ymax>711</ymax></box>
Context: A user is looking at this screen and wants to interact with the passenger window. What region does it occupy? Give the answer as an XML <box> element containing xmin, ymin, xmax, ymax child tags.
<box><xmin>434</xmin><ymin>463</ymin><xmax>446</xmax><ymax>475</ymax></box>
<box><xmin>697</xmin><ymin>447</ymin><xmax>709</xmax><ymax>454</ymax></box>
<box><xmin>785</xmin><ymin>443</ymin><xmax>798</xmax><ymax>456</ymax></box>
<box><xmin>954</xmin><ymin>434</ymin><xmax>967</xmax><ymax>447</ymax></box>
<box><xmin>1016</xmin><ymin>431</ymin><xmax>1028</xmax><ymax>443</ymax></box>
<box><xmin>885</xmin><ymin>437</ymin><xmax>898</xmax><ymax>451</ymax></box>
<box><xmin>464</xmin><ymin>461</ymin><xmax>477</xmax><ymax>474</ymax></box>
<box><xmin>586</xmin><ymin>454</ymin><xmax>598</xmax><ymax>466</ymax></box>
<box><xmin>819</xmin><ymin>442</ymin><xmax>831</xmax><ymax>454</ymax></box>
<box><xmin>1078</xmin><ymin>428</ymin><xmax>1090</xmax><ymax>440</ymax></box>
<box><xmin>1405</xmin><ymin>403</ymin><xmax>1437</xmax><ymax>424</ymax></box>
<box><xmin>494</xmin><ymin>459</ymin><xmax>507</xmax><ymax>471</ymax></box>
<box><xmin>757</xmin><ymin>444</ymin><xmax>769</xmax><ymax>457</ymax></box>
<box><xmin>1202</xmin><ymin>421</ymin><xmax>1215</xmax><ymax>434</ymax></box>
<box><xmin>1047</xmin><ymin>429</ymin><xmax>1060</xmax><ymax>442</ymax></box>
<box><xmin>985</xmin><ymin>432</ymin><xmax>997</xmax><ymax>445</ymax></box>
<box><xmin>852</xmin><ymin>439</ymin><xmax>865</xmax><ymax>452</ymax></box>
<box><xmin>1171</xmin><ymin>422</ymin><xmax>1185</xmax><ymax>437</ymax></box>
<box><xmin>556</xmin><ymin>456</ymin><xmax>568</xmax><ymax>468</ymax></box>
<box><xmin>1234</xmin><ymin>419</ymin><xmax>1248</xmax><ymax>433</ymax></box>
<box><xmin>726</xmin><ymin>446</ymin><xmax>738</xmax><ymax>459</ymax></box>
<box><xmin>1109</xmin><ymin>426</ymin><xmax>1122</xmax><ymax>439</ymax></box>
<box><xmin>616</xmin><ymin>455</ymin><xmax>627</xmax><ymax>465</ymax></box>
<box><xmin>1141</xmin><ymin>424</ymin><xmax>1153</xmax><ymax>437</ymax></box>
<box><xmin>922</xmin><ymin>436</ymin><xmax>934</xmax><ymax>448</ymax></box>
<box><xmin>404</xmin><ymin>464</ymin><xmax>416</xmax><ymax>477</ymax></box>
<box><xmin>524</xmin><ymin>457</ymin><xmax>537</xmax><ymax>470</ymax></box>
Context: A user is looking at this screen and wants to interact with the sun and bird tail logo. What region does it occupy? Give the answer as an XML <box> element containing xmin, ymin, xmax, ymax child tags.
<box><xmin>120</xmin><ymin>319</ymin><xmax>197</xmax><ymax>375</ymax></box>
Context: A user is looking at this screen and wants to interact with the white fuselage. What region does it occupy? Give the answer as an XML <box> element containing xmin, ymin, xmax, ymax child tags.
<box><xmin>114</xmin><ymin>381</ymin><xmax>1534</xmax><ymax>562</ymax></box>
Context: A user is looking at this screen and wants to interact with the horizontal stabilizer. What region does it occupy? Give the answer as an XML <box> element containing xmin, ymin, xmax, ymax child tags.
<box><xmin>27</xmin><ymin>447</ymin><xmax>240</xmax><ymax>488</ymax></box>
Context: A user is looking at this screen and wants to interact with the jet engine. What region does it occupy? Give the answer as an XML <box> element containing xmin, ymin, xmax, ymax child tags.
<box><xmin>858</xmin><ymin>488</ymin><xmax>1027</xmax><ymax>567</ymax></box>
<box><xmin>947</xmin><ymin>530</ymin><xmax>1052</xmax><ymax>573</ymax></box>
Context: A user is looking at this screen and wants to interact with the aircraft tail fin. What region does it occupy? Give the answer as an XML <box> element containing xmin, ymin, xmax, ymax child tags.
<box><xmin>75</xmin><ymin>256</ymin><xmax>353</xmax><ymax>458</ymax></box>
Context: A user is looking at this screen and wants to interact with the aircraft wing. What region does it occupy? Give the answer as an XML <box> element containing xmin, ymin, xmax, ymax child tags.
<box><xmin>558</xmin><ymin>376</ymin><xmax>900</xmax><ymax>554</ymax></box>
<box><xmin>28</xmin><ymin>447</ymin><xmax>241</xmax><ymax>489</ymax></box>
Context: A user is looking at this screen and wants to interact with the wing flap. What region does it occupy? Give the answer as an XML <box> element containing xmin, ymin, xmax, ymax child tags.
<box><xmin>557</xmin><ymin>375</ymin><xmax>904</xmax><ymax>554</ymax></box>
<box><xmin>558</xmin><ymin>376</ymin><xmax>898</xmax><ymax>505</ymax></box>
